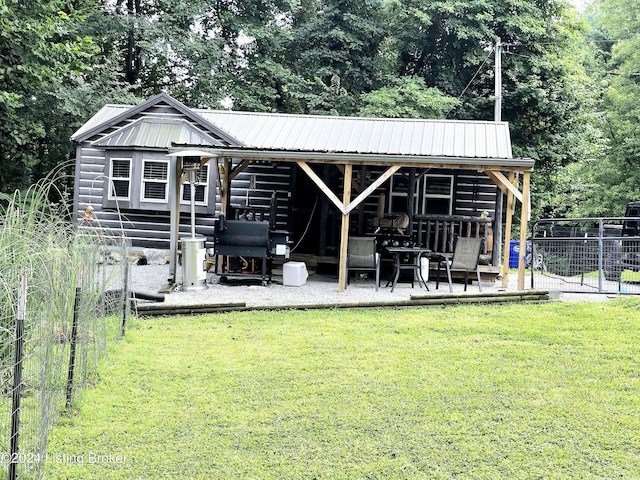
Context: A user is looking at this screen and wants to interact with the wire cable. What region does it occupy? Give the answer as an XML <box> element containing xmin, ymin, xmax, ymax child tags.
<box><xmin>445</xmin><ymin>47</ymin><xmax>494</xmax><ymax>118</ymax></box>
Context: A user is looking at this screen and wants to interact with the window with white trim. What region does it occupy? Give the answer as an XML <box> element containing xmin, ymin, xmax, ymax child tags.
<box><xmin>388</xmin><ymin>173</ymin><xmax>453</xmax><ymax>215</ymax></box>
<box><xmin>108</xmin><ymin>158</ymin><xmax>131</xmax><ymax>200</ymax></box>
<box><xmin>141</xmin><ymin>159</ymin><xmax>169</xmax><ymax>202</ymax></box>
<box><xmin>419</xmin><ymin>175</ymin><xmax>453</xmax><ymax>215</ymax></box>
<box><xmin>388</xmin><ymin>175</ymin><xmax>414</xmax><ymax>214</ymax></box>
<box><xmin>181</xmin><ymin>165</ymin><xmax>209</xmax><ymax>206</ymax></box>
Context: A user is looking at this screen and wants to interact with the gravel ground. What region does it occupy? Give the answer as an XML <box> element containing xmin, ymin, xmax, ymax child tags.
<box><xmin>129</xmin><ymin>263</ymin><xmax>614</xmax><ymax>308</ymax></box>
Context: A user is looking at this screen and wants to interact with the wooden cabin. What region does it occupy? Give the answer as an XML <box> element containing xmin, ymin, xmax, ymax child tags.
<box><xmin>72</xmin><ymin>93</ymin><xmax>533</xmax><ymax>283</ymax></box>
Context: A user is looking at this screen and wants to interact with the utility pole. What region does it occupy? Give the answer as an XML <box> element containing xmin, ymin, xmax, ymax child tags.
<box><xmin>494</xmin><ymin>37</ymin><xmax>502</xmax><ymax>122</ymax></box>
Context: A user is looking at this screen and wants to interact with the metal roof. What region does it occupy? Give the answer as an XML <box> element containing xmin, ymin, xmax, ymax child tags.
<box><xmin>71</xmin><ymin>93</ymin><xmax>242</xmax><ymax>146</ymax></box>
<box><xmin>72</xmin><ymin>94</ymin><xmax>526</xmax><ymax>165</ymax></box>
<box><xmin>196</xmin><ymin>110</ymin><xmax>513</xmax><ymax>159</ymax></box>
<box><xmin>91</xmin><ymin>118</ymin><xmax>221</xmax><ymax>149</ymax></box>
<box><xmin>71</xmin><ymin>104</ymin><xmax>130</xmax><ymax>141</ymax></box>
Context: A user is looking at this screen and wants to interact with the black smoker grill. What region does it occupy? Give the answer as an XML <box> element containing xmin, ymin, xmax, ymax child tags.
<box><xmin>211</xmin><ymin>215</ymin><xmax>290</xmax><ymax>285</ymax></box>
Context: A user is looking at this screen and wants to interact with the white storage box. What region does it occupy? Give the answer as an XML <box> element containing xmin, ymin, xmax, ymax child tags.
<box><xmin>282</xmin><ymin>261</ymin><xmax>308</xmax><ymax>287</ymax></box>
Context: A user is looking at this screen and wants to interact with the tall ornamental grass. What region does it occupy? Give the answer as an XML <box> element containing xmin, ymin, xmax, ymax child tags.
<box><xmin>0</xmin><ymin>172</ymin><xmax>128</xmax><ymax>479</ymax></box>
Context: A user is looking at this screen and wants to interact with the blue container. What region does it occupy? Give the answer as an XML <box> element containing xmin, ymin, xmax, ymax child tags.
<box><xmin>508</xmin><ymin>240</ymin><xmax>530</xmax><ymax>268</ymax></box>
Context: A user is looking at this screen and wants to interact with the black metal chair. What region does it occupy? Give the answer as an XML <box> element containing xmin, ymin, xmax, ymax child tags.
<box><xmin>346</xmin><ymin>236</ymin><xmax>380</xmax><ymax>291</ymax></box>
<box><xmin>434</xmin><ymin>236</ymin><xmax>484</xmax><ymax>293</ymax></box>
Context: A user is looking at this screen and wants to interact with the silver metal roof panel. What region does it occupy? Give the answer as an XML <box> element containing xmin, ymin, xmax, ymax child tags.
<box><xmin>91</xmin><ymin>118</ymin><xmax>219</xmax><ymax>149</ymax></box>
<box><xmin>74</xmin><ymin>99</ymin><xmax>518</xmax><ymax>161</ymax></box>
<box><xmin>202</xmin><ymin>110</ymin><xmax>514</xmax><ymax>158</ymax></box>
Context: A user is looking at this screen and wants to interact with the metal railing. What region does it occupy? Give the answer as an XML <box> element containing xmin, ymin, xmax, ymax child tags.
<box><xmin>530</xmin><ymin>218</ymin><xmax>640</xmax><ymax>294</ymax></box>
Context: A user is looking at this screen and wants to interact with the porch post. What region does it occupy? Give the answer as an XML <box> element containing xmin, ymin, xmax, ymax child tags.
<box><xmin>501</xmin><ymin>172</ymin><xmax>516</xmax><ymax>288</ymax></box>
<box><xmin>407</xmin><ymin>168</ymin><xmax>416</xmax><ymax>236</ymax></box>
<box><xmin>493</xmin><ymin>180</ymin><xmax>503</xmax><ymax>267</ymax></box>
<box><xmin>338</xmin><ymin>163</ymin><xmax>352</xmax><ymax>292</ymax></box>
<box><xmin>168</xmin><ymin>156</ymin><xmax>182</xmax><ymax>286</ymax></box>
<box><xmin>517</xmin><ymin>171</ymin><xmax>531</xmax><ymax>290</ymax></box>
<box><xmin>221</xmin><ymin>158</ymin><xmax>231</xmax><ymax>216</ymax></box>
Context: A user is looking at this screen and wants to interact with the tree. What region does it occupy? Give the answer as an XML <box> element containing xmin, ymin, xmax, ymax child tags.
<box><xmin>558</xmin><ymin>0</ymin><xmax>640</xmax><ymax>217</ymax></box>
<box><xmin>0</xmin><ymin>1</ymin><xmax>100</xmax><ymax>193</ymax></box>
<box><xmin>357</xmin><ymin>76</ymin><xmax>459</xmax><ymax>118</ymax></box>
<box><xmin>384</xmin><ymin>0</ymin><xmax>600</xmax><ymax>219</ymax></box>
<box><xmin>285</xmin><ymin>0</ymin><xmax>387</xmax><ymax>115</ymax></box>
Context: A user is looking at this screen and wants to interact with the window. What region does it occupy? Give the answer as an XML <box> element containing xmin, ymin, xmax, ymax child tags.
<box><xmin>181</xmin><ymin>165</ymin><xmax>209</xmax><ymax>206</ymax></box>
<box><xmin>108</xmin><ymin>158</ymin><xmax>131</xmax><ymax>200</ymax></box>
<box><xmin>388</xmin><ymin>173</ymin><xmax>454</xmax><ymax>215</ymax></box>
<box><xmin>141</xmin><ymin>160</ymin><xmax>169</xmax><ymax>202</ymax></box>
<box><xmin>388</xmin><ymin>176</ymin><xmax>414</xmax><ymax>214</ymax></box>
<box><xmin>422</xmin><ymin>175</ymin><xmax>453</xmax><ymax>215</ymax></box>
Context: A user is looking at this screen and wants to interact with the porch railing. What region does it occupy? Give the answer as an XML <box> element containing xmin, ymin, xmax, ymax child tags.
<box><xmin>413</xmin><ymin>215</ymin><xmax>494</xmax><ymax>258</ymax></box>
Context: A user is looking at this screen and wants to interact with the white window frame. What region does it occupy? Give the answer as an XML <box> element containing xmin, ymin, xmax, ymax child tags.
<box><xmin>108</xmin><ymin>157</ymin><xmax>132</xmax><ymax>201</ymax></box>
<box><xmin>140</xmin><ymin>159</ymin><xmax>170</xmax><ymax>203</ymax></box>
<box><xmin>419</xmin><ymin>174</ymin><xmax>454</xmax><ymax>215</ymax></box>
<box><xmin>388</xmin><ymin>175</ymin><xmax>416</xmax><ymax>214</ymax></box>
<box><xmin>180</xmin><ymin>164</ymin><xmax>210</xmax><ymax>207</ymax></box>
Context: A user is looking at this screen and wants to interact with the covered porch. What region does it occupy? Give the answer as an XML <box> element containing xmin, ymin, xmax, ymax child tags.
<box><xmin>167</xmin><ymin>145</ymin><xmax>533</xmax><ymax>292</ymax></box>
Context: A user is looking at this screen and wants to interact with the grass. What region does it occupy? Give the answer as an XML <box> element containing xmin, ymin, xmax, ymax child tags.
<box><xmin>46</xmin><ymin>301</ymin><xmax>640</xmax><ymax>479</ymax></box>
<box><xmin>621</xmin><ymin>270</ymin><xmax>640</xmax><ymax>282</ymax></box>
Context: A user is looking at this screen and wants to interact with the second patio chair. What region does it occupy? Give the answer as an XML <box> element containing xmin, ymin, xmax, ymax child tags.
<box><xmin>346</xmin><ymin>236</ymin><xmax>380</xmax><ymax>291</ymax></box>
<box><xmin>434</xmin><ymin>236</ymin><xmax>484</xmax><ymax>293</ymax></box>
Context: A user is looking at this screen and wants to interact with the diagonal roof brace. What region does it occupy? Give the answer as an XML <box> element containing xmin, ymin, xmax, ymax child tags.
<box><xmin>295</xmin><ymin>162</ymin><xmax>402</xmax><ymax>216</ymax></box>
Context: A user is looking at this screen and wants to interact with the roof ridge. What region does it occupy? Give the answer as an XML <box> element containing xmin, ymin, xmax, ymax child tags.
<box><xmin>196</xmin><ymin>108</ymin><xmax>507</xmax><ymax>125</ymax></box>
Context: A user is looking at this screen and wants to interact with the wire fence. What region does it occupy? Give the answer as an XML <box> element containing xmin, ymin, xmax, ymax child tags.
<box><xmin>528</xmin><ymin>218</ymin><xmax>640</xmax><ymax>294</ymax></box>
<box><xmin>0</xmin><ymin>183</ymin><xmax>130</xmax><ymax>480</ymax></box>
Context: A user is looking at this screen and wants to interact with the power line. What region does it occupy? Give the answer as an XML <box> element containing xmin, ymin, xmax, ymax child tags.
<box><xmin>497</xmin><ymin>38</ymin><xmax>637</xmax><ymax>49</ymax></box>
<box><xmin>445</xmin><ymin>47</ymin><xmax>494</xmax><ymax>118</ymax></box>
<box><xmin>585</xmin><ymin>69</ymin><xmax>640</xmax><ymax>76</ymax></box>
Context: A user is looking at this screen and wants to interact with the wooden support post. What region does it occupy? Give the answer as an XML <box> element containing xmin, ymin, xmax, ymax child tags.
<box><xmin>358</xmin><ymin>165</ymin><xmax>366</xmax><ymax>235</ymax></box>
<box><xmin>168</xmin><ymin>157</ymin><xmax>182</xmax><ymax>285</ymax></box>
<box><xmin>407</xmin><ymin>168</ymin><xmax>416</xmax><ymax>236</ymax></box>
<box><xmin>221</xmin><ymin>158</ymin><xmax>231</xmax><ymax>216</ymax></box>
<box><xmin>517</xmin><ymin>171</ymin><xmax>531</xmax><ymax>290</ymax></box>
<box><xmin>501</xmin><ymin>172</ymin><xmax>516</xmax><ymax>288</ymax></box>
<box><xmin>338</xmin><ymin>164</ymin><xmax>352</xmax><ymax>292</ymax></box>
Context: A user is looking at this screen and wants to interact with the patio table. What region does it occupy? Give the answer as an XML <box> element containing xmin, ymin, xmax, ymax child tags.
<box><xmin>385</xmin><ymin>246</ymin><xmax>431</xmax><ymax>292</ymax></box>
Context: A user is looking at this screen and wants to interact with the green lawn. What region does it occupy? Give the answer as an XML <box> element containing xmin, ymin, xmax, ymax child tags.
<box><xmin>46</xmin><ymin>300</ymin><xmax>640</xmax><ymax>479</ymax></box>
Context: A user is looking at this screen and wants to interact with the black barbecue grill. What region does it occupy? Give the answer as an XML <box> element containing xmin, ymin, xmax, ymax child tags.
<box><xmin>209</xmin><ymin>194</ymin><xmax>290</xmax><ymax>285</ymax></box>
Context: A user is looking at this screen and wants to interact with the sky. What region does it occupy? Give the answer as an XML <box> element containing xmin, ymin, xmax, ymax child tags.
<box><xmin>571</xmin><ymin>0</ymin><xmax>590</xmax><ymax>12</ymax></box>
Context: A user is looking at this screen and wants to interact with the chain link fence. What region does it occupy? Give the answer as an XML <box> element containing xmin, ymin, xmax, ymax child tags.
<box><xmin>528</xmin><ymin>218</ymin><xmax>640</xmax><ymax>294</ymax></box>
<box><xmin>0</xmin><ymin>183</ymin><xmax>130</xmax><ymax>480</ymax></box>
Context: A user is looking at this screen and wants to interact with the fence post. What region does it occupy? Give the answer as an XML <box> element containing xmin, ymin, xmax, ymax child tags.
<box><xmin>9</xmin><ymin>276</ymin><xmax>27</xmax><ymax>480</ymax></box>
<box><xmin>598</xmin><ymin>219</ymin><xmax>604</xmax><ymax>293</ymax></box>
<box><xmin>121</xmin><ymin>247</ymin><xmax>129</xmax><ymax>337</ymax></box>
<box><xmin>65</xmin><ymin>288</ymin><xmax>81</xmax><ymax>410</ymax></box>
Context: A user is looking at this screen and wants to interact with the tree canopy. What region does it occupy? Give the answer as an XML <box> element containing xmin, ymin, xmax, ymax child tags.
<box><xmin>1</xmin><ymin>0</ymin><xmax>637</xmax><ymax>219</ymax></box>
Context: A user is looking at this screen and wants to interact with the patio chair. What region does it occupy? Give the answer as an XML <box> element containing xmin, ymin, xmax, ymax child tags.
<box><xmin>434</xmin><ymin>236</ymin><xmax>484</xmax><ymax>293</ymax></box>
<box><xmin>346</xmin><ymin>236</ymin><xmax>380</xmax><ymax>291</ymax></box>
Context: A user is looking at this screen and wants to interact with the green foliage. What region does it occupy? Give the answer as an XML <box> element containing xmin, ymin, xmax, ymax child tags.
<box><xmin>1</xmin><ymin>0</ymin><xmax>636</xmax><ymax>221</ymax></box>
<box><xmin>556</xmin><ymin>0</ymin><xmax>640</xmax><ymax>217</ymax></box>
<box><xmin>358</xmin><ymin>76</ymin><xmax>460</xmax><ymax>118</ymax></box>
<box><xmin>47</xmin><ymin>302</ymin><xmax>640</xmax><ymax>478</ymax></box>
<box><xmin>384</xmin><ymin>0</ymin><xmax>600</xmax><ymax>219</ymax></box>
<box><xmin>285</xmin><ymin>0</ymin><xmax>388</xmax><ymax>114</ymax></box>
<box><xmin>0</xmin><ymin>1</ymin><xmax>101</xmax><ymax>193</ymax></box>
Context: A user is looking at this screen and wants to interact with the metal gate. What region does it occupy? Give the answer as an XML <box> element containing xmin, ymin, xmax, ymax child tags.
<box><xmin>529</xmin><ymin>218</ymin><xmax>640</xmax><ymax>294</ymax></box>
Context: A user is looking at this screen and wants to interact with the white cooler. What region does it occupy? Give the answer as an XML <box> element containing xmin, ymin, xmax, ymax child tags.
<box><xmin>282</xmin><ymin>261</ymin><xmax>308</xmax><ymax>287</ymax></box>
